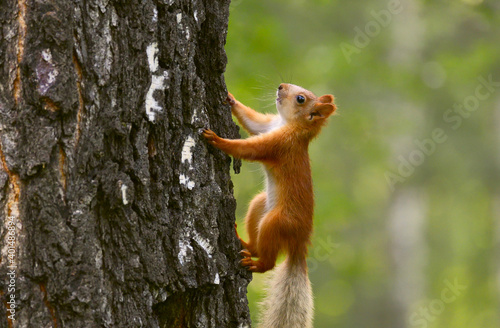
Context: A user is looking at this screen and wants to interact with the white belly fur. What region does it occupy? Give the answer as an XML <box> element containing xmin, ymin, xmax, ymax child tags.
<box><xmin>264</xmin><ymin>168</ymin><xmax>277</xmax><ymax>213</ymax></box>
<box><xmin>267</xmin><ymin>116</ymin><xmax>284</xmax><ymax>133</ymax></box>
<box><xmin>262</xmin><ymin>114</ymin><xmax>284</xmax><ymax>212</ymax></box>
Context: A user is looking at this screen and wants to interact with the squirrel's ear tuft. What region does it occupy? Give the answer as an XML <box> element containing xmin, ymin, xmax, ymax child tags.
<box><xmin>318</xmin><ymin>94</ymin><xmax>334</xmax><ymax>104</ymax></box>
<box><xmin>308</xmin><ymin>103</ymin><xmax>336</xmax><ymax>121</ymax></box>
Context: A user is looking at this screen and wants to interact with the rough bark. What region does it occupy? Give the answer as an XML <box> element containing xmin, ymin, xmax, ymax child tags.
<box><xmin>0</xmin><ymin>0</ymin><xmax>250</xmax><ymax>327</ymax></box>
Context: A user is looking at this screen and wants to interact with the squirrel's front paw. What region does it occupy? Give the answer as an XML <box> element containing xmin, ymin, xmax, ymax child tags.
<box><xmin>202</xmin><ymin>128</ymin><xmax>219</xmax><ymax>144</ymax></box>
<box><xmin>226</xmin><ymin>92</ymin><xmax>236</xmax><ymax>106</ymax></box>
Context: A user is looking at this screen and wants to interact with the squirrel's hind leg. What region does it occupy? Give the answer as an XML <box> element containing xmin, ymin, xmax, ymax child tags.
<box><xmin>238</xmin><ymin>192</ymin><xmax>267</xmax><ymax>257</ymax></box>
<box><xmin>241</xmin><ymin>209</ymin><xmax>283</xmax><ymax>273</ymax></box>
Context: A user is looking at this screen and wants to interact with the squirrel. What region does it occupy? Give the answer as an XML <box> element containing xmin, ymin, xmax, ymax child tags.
<box><xmin>203</xmin><ymin>83</ymin><xmax>336</xmax><ymax>328</ymax></box>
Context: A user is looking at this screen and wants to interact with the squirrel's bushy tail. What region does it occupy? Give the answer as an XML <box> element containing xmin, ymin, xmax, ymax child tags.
<box><xmin>259</xmin><ymin>257</ymin><xmax>313</xmax><ymax>328</ymax></box>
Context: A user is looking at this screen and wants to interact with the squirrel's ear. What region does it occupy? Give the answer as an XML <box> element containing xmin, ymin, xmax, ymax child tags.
<box><xmin>308</xmin><ymin>103</ymin><xmax>336</xmax><ymax>121</ymax></box>
<box><xmin>318</xmin><ymin>94</ymin><xmax>334</xmax><ymax>104</ymax></box>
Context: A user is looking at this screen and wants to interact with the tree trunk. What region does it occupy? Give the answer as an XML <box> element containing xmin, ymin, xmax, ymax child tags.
<box><xmin>0</xmin><ymin>0</ymin><xmax>251</xmax><ymax>327</ymax></box>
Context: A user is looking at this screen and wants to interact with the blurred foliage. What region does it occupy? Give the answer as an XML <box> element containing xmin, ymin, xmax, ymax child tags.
<box><xmin>224</xmin><ymin>0</ymin><xmax>500</xmax><ymax>327</ymax></box>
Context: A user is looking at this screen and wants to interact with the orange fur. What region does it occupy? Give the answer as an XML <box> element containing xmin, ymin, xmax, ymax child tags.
<box><xmin>228</xmin><ymin>92</ymin><xmax>276</xmax><ymax>135</ymax></box>
<box><xmin>203</xmin><ymin>83</ymin><xmax>336</xmax><ymax>272</ymax></box>
<box><xmin>203</xmin><ymin>83</ymin><xmax>336</xmax><ymax>327</ymax></box>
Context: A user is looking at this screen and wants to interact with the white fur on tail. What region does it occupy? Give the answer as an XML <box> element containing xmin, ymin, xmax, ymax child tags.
<box><xmin>259</xmin><ymin>258</ymin><xmax>313</xmax><ymax>328</ymax></box>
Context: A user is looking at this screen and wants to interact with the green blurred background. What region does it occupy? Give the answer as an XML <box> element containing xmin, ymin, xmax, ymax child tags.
<box><xmin>224</xmin><ymin>0</ymin><xmax>500</xmax><ymax>327</ymax></box>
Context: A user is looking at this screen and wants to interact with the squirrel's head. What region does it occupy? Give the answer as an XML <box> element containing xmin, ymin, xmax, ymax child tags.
<box><xmin>276</xmin><ymin>83</ymin><xmax>336</xmax><ymax>133</ymax></box>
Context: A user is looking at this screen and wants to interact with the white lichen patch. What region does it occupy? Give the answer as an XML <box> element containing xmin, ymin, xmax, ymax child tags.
<box><xmin>145</xmin><ymin>42</ymin><xmax>170</xmax><ymax>122</ymax></box>
<box><xmin>181</xmin><ymin>135</ymin><xmax>196</xmax><ymax>166</ymax></box>
<box><xmin>193</xmin><ymin>231</ymin><xmax>214</xmax><ymax>258</ymax></box>
<box><xmin>190</xmin><ymin>109</ymin><xmax>199</xmax><ymax>124</ymax></box>
<box><xmin>191</xmin><ymin>107</ymin><xmax>208</xmax><ymax>125</ymax></box>
<box><xmin>47</xmin><ymin>70</ymin><xmax>59</xmax><ymax>86</ymax></box>
<box><xmin>146</xmin><ymin>42</ymin><xmax>159</xmax><ymax>73</ymax></box>
<box><xmin>178</xmin><ymin>239</ymin><xmax>193</xmax><ymax>265</ymax></box>
<box><xmin>214</xmin><ymin>272</ymin><xmax>220</xmax><ymax>285</ymax></box>
<box><xmin>121</xmin><ymin>183</ymin><xmax>128</xmax><ymax>205</ymax></box>
<box><xmin>152</xmin><ymin>7</ymin><xmax>158</xmax><ymax>23</ymax></box>
<box><xmin>179</xmin><ymin>174</ymin><xmax>195</xmax><ymax>190</ymax></box>
<box><xmin>41</xmin><ymin>49</ymin><xmax>52</xmax><ymax>61</ymax></box>
<box><xmin>177</xmin><ymin>231</ymin><xmax>215</xmax><ymax>267</ymax></box>
<box><xmin>175</xmin><ymin>12</ymin><xmax>190</xmax><ymax>40</ymax></box>
<box><xmin>37</xmin><ymin>48</ymin><xmax>59</xmax><ymax>95</ymax></box>
<box><xmin>179</xmin><ymin>135</ymin><xmax>196</xmax><ymax>190</ymax></box>
<box><xmin>145</xmin><ymin>72</ymin><xmax>168</xmax><ymax>122</ymax></box>
<box><xmin>194</xmin><ymin>10</ymin><xmax>199</xmax><ymax>22</ymax></box>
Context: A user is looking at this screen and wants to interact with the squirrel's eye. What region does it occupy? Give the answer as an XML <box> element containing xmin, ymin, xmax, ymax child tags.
<box><xmin>296</xmin><ymin>95</ymin><xmax>306</xmax><ymax>104</ymax></box>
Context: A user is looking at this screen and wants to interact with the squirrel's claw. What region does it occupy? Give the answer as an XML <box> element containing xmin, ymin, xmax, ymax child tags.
<box><xmin>239</xmin><ymin>249</ymin><xmax>252</xmax><ymax>258</ymax></box>
<box><xmin>202</xmin><ymin>128</ymin><xmax>218</xmax><ymax>143</ymax></box>
<box><xmin>227</xmin><ymin>92</ymin><xmax>236</xmax><ymax>106</ymax></box>
<box><xmin>240</xmin><ymin>254</ymin><xmax>263</xmax><ymax>273</ymax></box>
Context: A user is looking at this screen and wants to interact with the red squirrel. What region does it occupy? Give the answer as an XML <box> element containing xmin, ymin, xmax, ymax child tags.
<box><xmin>203</xmin><ymin>83</ymin><xmax>336</xmax><ymax>328</ymax></box>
